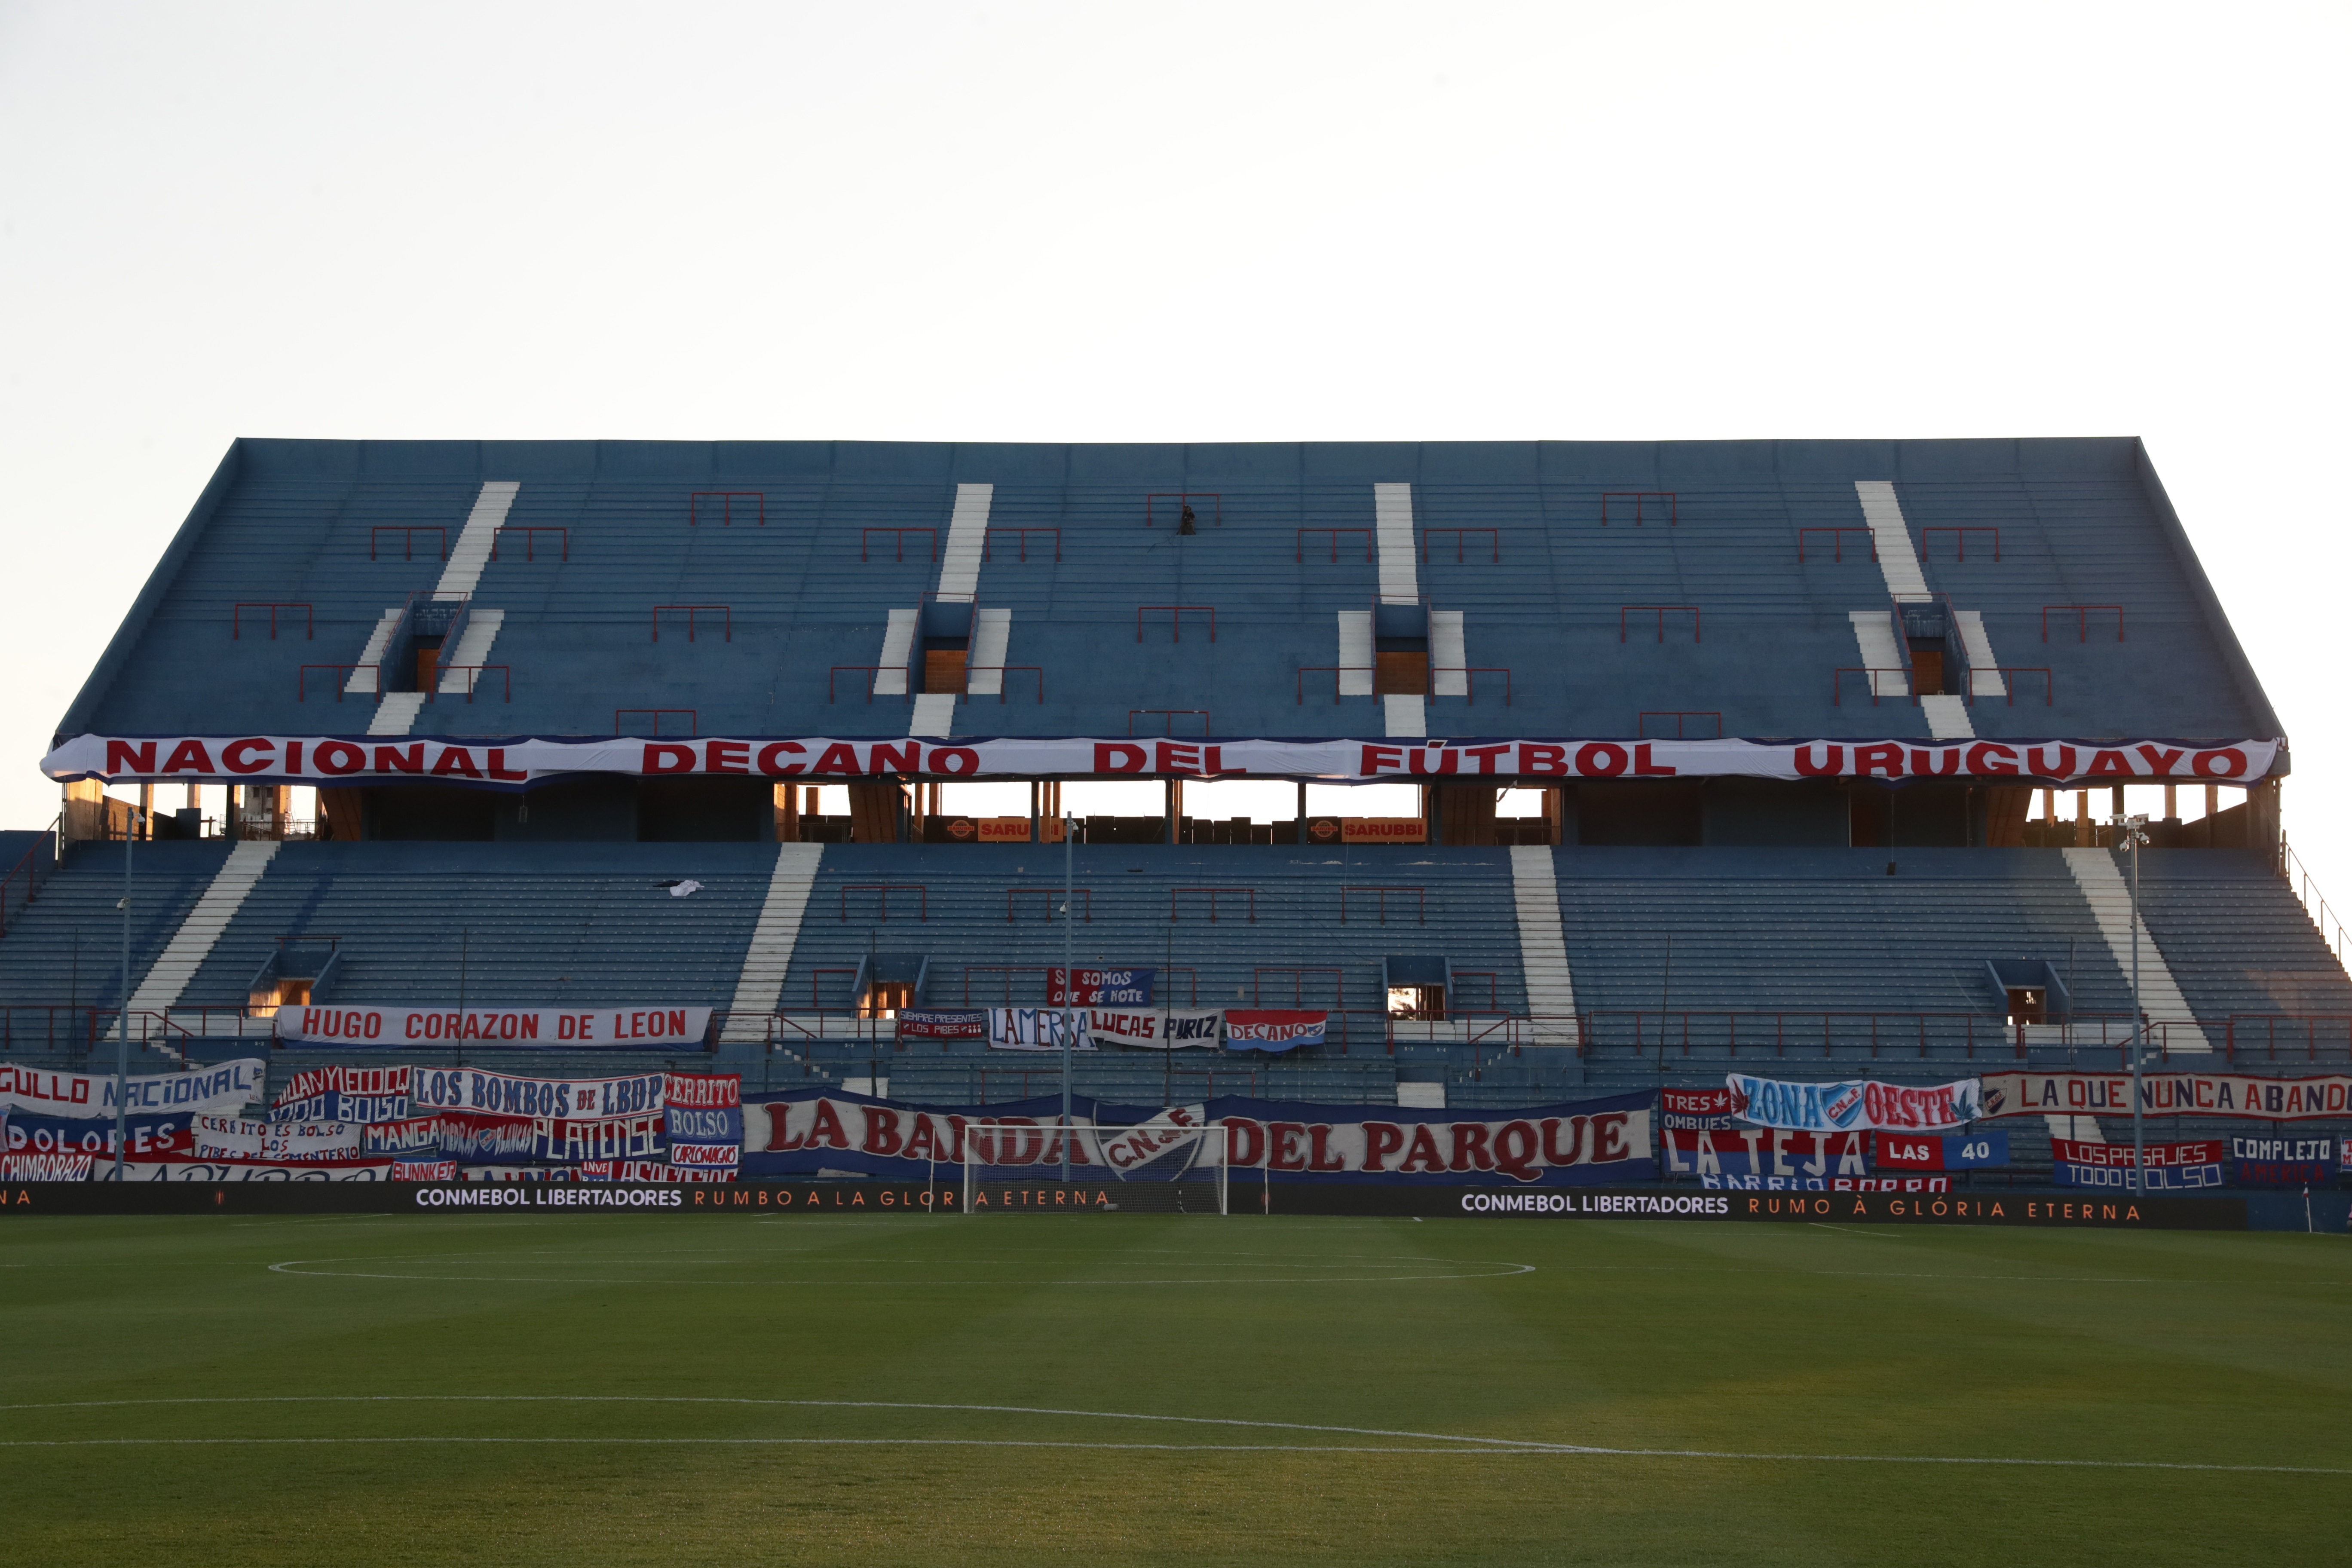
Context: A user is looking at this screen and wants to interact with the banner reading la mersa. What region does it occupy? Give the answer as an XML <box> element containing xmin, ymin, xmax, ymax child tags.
<box><xmin>742</xmin><ymin>1088</ymin><xmax>1654</xmax><ymax>1185</ymax></box>
<box><xmin>276</xmin><ymin>1004</ymin><xmax>710</xmax><ymax>1050</ymax></box>
<box><xmin>46</xmin><ymin>733</ymin><xmax>2283</xmax><ymax>788</ymax></box>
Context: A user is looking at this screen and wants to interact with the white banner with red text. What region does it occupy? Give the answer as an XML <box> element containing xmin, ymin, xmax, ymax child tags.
<box><xmin>1978</xmin><ymin>1072</ymin><xmax>2352</xmax><ymax>1121</ymax></box>
<box><xmin>275</xmin><ymin>1004</ymin><xmax>710</xmax><ymax>1050</ymax></box>
<box><xmin>45</xmin><ymin>734</ymin><xmax>2284</xmax><ymax>788</ymax></box>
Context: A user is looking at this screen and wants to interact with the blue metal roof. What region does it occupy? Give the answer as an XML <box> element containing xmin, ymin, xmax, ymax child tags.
<box><xmin>55</xmin><ymin>437</ymin><xmax>2281</xmax><ymax>749</ymax></box>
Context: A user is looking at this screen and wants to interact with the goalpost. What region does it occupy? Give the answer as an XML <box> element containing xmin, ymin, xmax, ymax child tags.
<box><xmin>962</xmin><ymin>1117</ymin><xmax>1227</xmax><ymax>1215</ymax></box>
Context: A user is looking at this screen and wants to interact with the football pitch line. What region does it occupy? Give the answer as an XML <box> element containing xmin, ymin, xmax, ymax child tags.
<box><xmin>0</xmin><ymin>1395</ymin><xmax>2341</xmax><ymax>1475</ymax></box>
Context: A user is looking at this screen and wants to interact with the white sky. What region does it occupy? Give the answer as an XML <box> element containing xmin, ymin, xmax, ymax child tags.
<box><xmin>0</xmin><ymin>3</ymin><xmax>2343</xmax><ymax>878</ymax></box>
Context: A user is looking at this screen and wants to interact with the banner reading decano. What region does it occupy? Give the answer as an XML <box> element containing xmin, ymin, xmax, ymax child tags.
<box><xmin>45</xmin><ymin>734</ymin><xmax>2285</xmax><ymax>788</ymax></box>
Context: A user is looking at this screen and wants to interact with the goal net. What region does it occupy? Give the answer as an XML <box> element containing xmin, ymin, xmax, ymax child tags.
<box><xmin>962</xmin><ymin>1109</ymin><xmax>1227</xmax><ymax>1215</ymax></box>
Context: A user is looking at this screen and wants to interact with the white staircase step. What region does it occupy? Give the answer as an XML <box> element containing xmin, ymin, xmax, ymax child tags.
<box><xmin>127</xmin><ymin>841</ymin><xmax>281</xmax><ymax>1011</ymax></box>
<box><xmin>2062</xmin><ymin>848</ymin><xmax>2212</xmax><ymax>1052</ymax></box>
<box><xmin>720</xmin><ymin>844</ymin><xmax>824</xmax><ymax>1043</ymax></box>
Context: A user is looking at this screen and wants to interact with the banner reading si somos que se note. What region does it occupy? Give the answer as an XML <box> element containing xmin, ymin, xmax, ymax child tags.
<box><xmin>740</xmin><ymin>1088</ymin><xmax>1654</xmax><ymax>1184</ymax></box>
<box><xmin>276</xmin><ymin>1005</ymin><xmax>710</xmax><ymax>1048</ymax></box>
<box><xmin>46</xmin><ymin>735</ymin><xmax>2284</xmax><ymax>788</ymax></box>
<box><xmin>1728</xmin><ymin>1074</ymin><xmax>1983</xmax><ymax>1133</ymax></box>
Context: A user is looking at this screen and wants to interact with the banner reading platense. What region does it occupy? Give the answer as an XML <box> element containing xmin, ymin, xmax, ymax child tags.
<box><xmin>47</xmin><ymin>734</ymin><xmax>2284</xmax><ymax>788</ymax></box>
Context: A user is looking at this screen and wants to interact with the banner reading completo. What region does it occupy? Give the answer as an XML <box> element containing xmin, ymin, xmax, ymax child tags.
<box><xmin>2228</xmin><ymin>1136</ymin><xmax>2338</xmax><ymax>1186</ymax></box>
<box><xmin>46</xmin><ymin>734</ymin><xmax>2285</xmax><ymax>789</ymax></box>
<box><xmin>1728</xmin><ymin>1074</ymin><xmax>1983</xmax><ymax>1133</ymax></box>
<box><xmin>1980</xmin><ymin>1072</ymin><xmax>2352</xmax><ymax>1121</ymax></box>
<box><xmin>739</xmin><ymin>1089</ymin><xmax>1654</xmax><ymax>1186</ymax></box>
<box><xmin>1084</xmin><ymin>1008</ymin><xmax>1222</xmax><ymax>1050</ymax></box>
<box><xmin>276</xmin><ymin>1004</ymin><xmax>710</xmax><ymax>1050</ymax></box>
<box><xmin>0</xmin><ymin>1060</ymin><xmax>265</xmax><ymax>1120</ymax></box>
<box><xmin>2052</xmin><ymin>1139</ymin><xmax>2227</xmax><ymax>1191</ymax></box>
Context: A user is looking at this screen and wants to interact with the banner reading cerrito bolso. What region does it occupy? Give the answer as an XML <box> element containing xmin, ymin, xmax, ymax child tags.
<box><xmin>276</xmin><ymin>1005</ymin><xmax>711</xmax><ymax>1049</ymax></box>
<box><xmin>1728</xmin><ymin>1074</ymin><xmax>1983</xmax><ymax>1133</ymax></box>
<box><xmin>738</xmin><ymin>1088</ymin><xmax>1654</xmax><ymax>1185</ymax></box>
<box><xmin>47</xmin><ymin>734</ymin><xmax>2285</xmax><ymax>789</ymax></box>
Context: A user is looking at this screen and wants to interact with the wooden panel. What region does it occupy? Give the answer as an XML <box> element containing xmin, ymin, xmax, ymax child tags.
<box><xmin>924</xmin><ymin>649</ymin><xmax>967</xmax><ymax>695</ymax></box>
<box><xmin>1374</xmin><ymin>650</ymin><xmax>1428</xmax><ymax>696</ymax></box>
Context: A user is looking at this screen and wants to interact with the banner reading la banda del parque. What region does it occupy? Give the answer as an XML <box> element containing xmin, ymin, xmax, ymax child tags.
<box><xmin>741</xmin><ymin>1087</ymin><xmax>1656</xmax><ymax>1184</ymax></box>
<box><xmin>45</xmin><ymin>734</ymin><xmax>2284</xmax><ymax>788</ymax></box>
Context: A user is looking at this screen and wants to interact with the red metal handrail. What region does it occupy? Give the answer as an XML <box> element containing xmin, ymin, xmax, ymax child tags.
<box><xmin>1146</xmin><ymin>492</ymin><xmax>1220</xmax><ymax>528</ymax></box>
<box><xmin>1965</xmin><ymin>667</ymin><xmax>2053</xmax><ymax>707</ymax></box>
<box><xmin>298</xmin><ymin>665</ymin><xmax>383</xmax><ymax>701</ymax></box>
<box><xmin>841</xmin><ymin>884</ymin><xmax>927</xmax><ymax>923</ymax></box>
<box><xmin>1420</xmin><ymin>527</ymin><xmax>1499</xmax><ymax>563</ymax></box>
<box><xmin>1922</xmin><ymin>525</ymin><xmax>2000</xmax><ymax>562</ymax></box>
<box><xmin>1797</xmin><ymin>527</ymin><xmax>1875</xmax><ymax>564</ymax></box>
<box><xmin>1138</xmin><ymin>605</ymin><xmax>1216</xmax><ymax>643</ymax></box>
<box><xmin>1639</xmin><ymin>711</ymin><xmax>1724</xmax><ymax>739</ymax></box>
<box><xmin>1129</xmin><ymin>709</ymin><xmax>1210</xmax><ymax>736</ymax></box>
<box><xmin>1253</xmin><ymin>967</ymin><xmax>1344</xmax><ymax>1006</ymax></box>
<box><xmin>1432</xmin><ymin>667</ymin><xmax>1510</xmax><ymax>706</ymax></box>
<box><xmin>689</xmin><ymin>491</ymin><xmax>765</xmax><ymax>527</ymax></box>
<box><xmin>1831</xmin><ymin>667</ymin><xmax>1919</xmax><ymax>706</ymax></box>
<box><xmin>1297</xmin><ymin>666</ymin><xmax>1371</xmax><ymax>704</ymax></box>
<box><xmin>1601</xmin><ymin>491</ymin><xmax>1676</xmax><ymax>526</ymax></box>
<box><xmin>232</xmin><ymin>603</ymin><xmax>313</xmax><ymax>640</ymax></box>
<box><xmin>426</xmin><ymin>665</ymin><xmax>510</xmax><ymax>703</ymax></box>
<box><xmin>615</xmin><ymin>708</ymin><xmax>698</xmax><ymax>736</ymax></box>
<box><xmin>489</xmin><ymin>526</ymin><xmax>568</xmax><ymax>562</ymax></box>
<box><xmin>1006</xmin><ymin>888</ymin><xmax>1092</xmax><ymax>925</ymax></box>
<box><xmin>829</xmin><ymin>668</ymin><xmax>912</xmax><ymax>704</ymax></box>
<box><xmin>958</xmin><ymin>667</ymin><xmax>1044</xmax><ymax>704</ymax></box>
<box><xmin>1340</xmin><ymin>885</ymin><xmax>1424</xmax><ymax>925</ymax></box>
<box><xmin>369</xmin><ymin>526</ymin><xmax>445</xmax><ymax>562</ymax></box>
<box><xmin>2042</xmin><ymin>605</ymin><xmax>2124</xmax><ymax>643</ymax></box>
<box><xmin>1297</xmin><ymin>527</ymin><xmax>1373</xmax><ymax>563</ymax></box>
<box><xmin>652</xmin><ymin>604</ymin><xmax>732</xmax><ymax>643</ymax></box>
<box><xmin>1172</xmin><ymin>886</ymin><xmax>1255</xmax><ymax>924</ymax></box>
<box><xmin>1621</xmin><ymin>606</ymin><xmax>1701</xmax><ymax>643</ymax></box>
<box><xmin>983</xmin><ymin>527</ymin><xmax>1060</xmax><ymax>562</ymax></box>
<box><xmin>863</xmin><ymin>527</ymin><xmax>936</xmax><ymax>562</ymax></box>
<box><xmin>0</xmin><ymin>818</ymin><xmax>55</xmax><ymax>941</ymax></box>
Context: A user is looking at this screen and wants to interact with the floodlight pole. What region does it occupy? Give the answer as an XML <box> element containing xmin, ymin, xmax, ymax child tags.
<box><xmin>1061</xmin><ymin>813</ymin><xmax>1074</xmax><ymax>1182</ymax></box>
<box><xmin>113</xmin><ymin>809</ymin><xmax>133</xmax><ymax>1181</ymax></box>
<box><xmin>2113</xmin><ymin>813</ymin><xmax>2149</xmax><ymax>1194</ymax></box>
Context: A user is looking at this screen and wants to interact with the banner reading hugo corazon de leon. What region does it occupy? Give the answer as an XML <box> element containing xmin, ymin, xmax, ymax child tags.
<box><xmin>49</xmin><ymin>734</ymin><xmax>2285</xmax><ymax>788</ymax></box>
<box><xmin>0</xmin><ymin>1059</ymin><xmax>265</xmax><ymax>1120</ymax></box>
<box><xmin>1979</xmin><ymin>1071</ymin><xmax>2352</xmax><ymax>1121</ymax></box>
<box><xmin>2051</xmin><ymin>1139</ymin><xmax>2226</xmax><ymax>1191</ymax></box>
<box><xmin>1728</xmin><ymin>1074</ymin><xmax>1982</xmax><ymax>1133</ymax></box>
<box><xmin>739</xmin><ymin>1088</ymin><xmax>1654</xmax><ymax>1185</ymax></box>
<box><xmin>1084</xmin><ymin>1008</ymin><xmax>1222</xmax><ymax>1049</ymax></box>
<box><xmin>276</xmin><ymin>1004</ymin><xmax>710</xmax><ymax>1049</ymax></box>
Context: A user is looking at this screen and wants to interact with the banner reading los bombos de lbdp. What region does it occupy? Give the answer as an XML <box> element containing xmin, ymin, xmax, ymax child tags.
<box><xmin>1728</xmin><ymin>1074</ymin><xmax>1982</xmax><ymax>1133</ymax></box>
<box><xmin>0</xmin><ymin>1060</ymin><xmax>264</xmax><ymax>1120</ymax></box>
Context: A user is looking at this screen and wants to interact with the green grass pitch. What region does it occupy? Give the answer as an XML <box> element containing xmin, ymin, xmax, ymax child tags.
<box><xmin>1</xmin><ymin>1210</ymin><xmax>2344</xmax><ymax>1565</ymax></box>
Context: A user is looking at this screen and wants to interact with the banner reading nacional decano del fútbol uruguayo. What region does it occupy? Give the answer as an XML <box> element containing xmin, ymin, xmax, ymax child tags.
<box><xmin>44</xmin><ymin>734</ymin><xmax>2284</xmax><ymax>789</ymax></box>
<box><xmin>740</xmin><ymin>1088</ymin><xmax>1655</xmax><ymax>1185</ymax></box>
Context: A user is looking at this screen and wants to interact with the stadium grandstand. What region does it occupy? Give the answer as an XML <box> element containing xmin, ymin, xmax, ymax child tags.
<box><xmin>6</xmin><ymin>435</ymin><xmax>2346</xmax><ymax>1191</ymax></box>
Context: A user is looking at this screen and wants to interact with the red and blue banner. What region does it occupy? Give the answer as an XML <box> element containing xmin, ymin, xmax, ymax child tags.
<box><xmin>1729</xmin><ymin>1074</ymin><xmax>1982</xmax><ymax>1133</ymax></box>
<box><xmin>1046</xmin><ymin>968</ymin><xmax>1155</xmax><ymax>1007</ymax></box>
<box><xmin>1223</xmin><ymin>1011</ymin><xmax>1327</xmax><ymax>1052</ymax></box>
<box><xmin>1664</xmin><ymin>1127</ymin><xmax>1868</xmax><ymax>1183</ymax></box>
<box><xmin>1874</xmin><ymin>1131</ymin><xmax>2010</xmax><ymax>1170</ymax></box>
<box><xmin>2228</xmin><ymin>1136</ymin><xmax>2337</xmax><ymax>1186</ymax></box>
<box><xmin>2052</xmin><ymin>1139</ymin><xmax>2226</xmax><ymax>1191</ymax></box>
